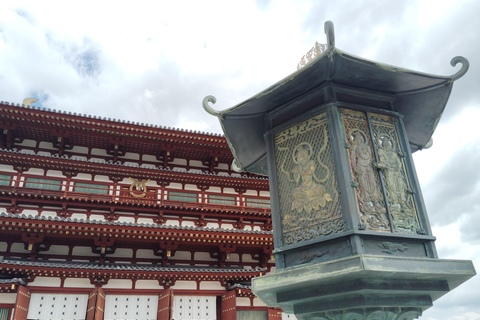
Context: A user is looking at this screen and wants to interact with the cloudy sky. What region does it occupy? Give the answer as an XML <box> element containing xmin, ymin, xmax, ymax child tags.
<box><xmin>0</xmin><ymin>1</ymin><xmax>479</xmax><ymax>319</ymax></box>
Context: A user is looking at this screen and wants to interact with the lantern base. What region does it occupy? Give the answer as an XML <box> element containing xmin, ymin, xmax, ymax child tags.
<box><xmin>252</xmin><ymin>254</ymin><xmax>475</xmax><ymax>320</ymax></box>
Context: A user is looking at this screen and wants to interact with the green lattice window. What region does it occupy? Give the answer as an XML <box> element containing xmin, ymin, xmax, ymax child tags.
<box><xmin>208</xmin><ymin>194</ymin><xmax>236</xmax><ymax>205</ymax></box>
<box><xmin>168</xmin><ymin>191</ymin><xmax>197</xmax><ymax>202</ymax></box>
<box><xmin>74</xmin><ymin>183</ymin><xmax>109</xmax><ymax>195</ymax></box>
<box><xmin>245</xmin><ymin>197</ymin><xmax>271</xmax><ymax>209</ymax></box>
<box><xmin>0</xmin><ymin>174</ymin><xmax>11</xmax><ymax>186</ymax></box>
<box><xmin>25</xmin><ymin>177</ymin><xmax>61</xmax><ymax>190</ymax></box>
<box><xmin>0</xmin><ymin>308</ymin><xmax>9</xmax><ymax>320</ymax></box>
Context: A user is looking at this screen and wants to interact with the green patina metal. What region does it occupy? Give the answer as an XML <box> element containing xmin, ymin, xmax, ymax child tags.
<box><xmin>203</xmin><ymin>21</ymin><xmax>475</xmax><ymax>320</ymax></box>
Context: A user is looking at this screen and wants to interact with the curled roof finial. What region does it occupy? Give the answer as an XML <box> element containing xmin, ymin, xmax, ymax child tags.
<box><xmin>202</xmin><ymin>95</ymin><xmax>221</xmax><ymax>117</ymax></box>
<box><xmin>324</xmin><ymin>21</ymin><xmax>335</xmax><ymax>50</ymax></box>
<box><xmin>450</xmin><ymin>56</ymin><xmax>469</xmax><ymax>80</ymax></box>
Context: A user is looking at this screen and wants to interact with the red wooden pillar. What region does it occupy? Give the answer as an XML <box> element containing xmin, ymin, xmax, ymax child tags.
<box><xmin>267</xmin><ymin>309</ymin><xmax>283</xmax><ymax>319</ymax></box>
<box><xmin>12</xmin><ymin>285</ymin><xmax>30</xmax><ymax>320</ymax></box>
<box><xmin>95</xmin><ymin>287</ymin><xmax>105</xmax><ymax>320</ymax></box>
<box><xmin>86</xmin><ymin>288</ymin><xmax>97</xmax><ymax>320</ymax></box>
<box><xmin>157</xmin><ymin>288</ymin><xmax>173</xmax><ymax>320</ymax></box>
<box><xmin>221</xmin><ymin>290</ymin><xmax>237</xmax><ymax>320</ymax></box>
<box><xmin>86</xmin><ymin>287</ymin><xmax>106</xmax><ymax>320</ymax></box>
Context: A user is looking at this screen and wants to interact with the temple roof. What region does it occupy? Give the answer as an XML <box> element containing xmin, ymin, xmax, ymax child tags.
<box><xmin>0</xmin><ymin>212</ymin><xmax>273</xmax><ymax>235</ymax></box>
<box><xmin>0</xmin><ymin>258</ymin><xmax>265</xmax><ymax>274</ymax></box>
<box><xmin>203</xmin><ymin>21</ymin><xmax>469</xmax><ymax>176</ymax></box>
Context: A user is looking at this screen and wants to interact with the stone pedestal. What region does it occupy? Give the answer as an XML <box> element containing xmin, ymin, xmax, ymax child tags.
<box><xmin>252</xmin><ymin>255</ymin><xmax>475</xmax><ymax>319</ymax></box>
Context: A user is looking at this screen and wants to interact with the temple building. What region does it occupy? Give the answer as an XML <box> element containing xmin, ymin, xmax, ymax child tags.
<box><xmin>0</xmin><ymin>101</ymin><xmax>287</xmax><ymax>320</ymax></box>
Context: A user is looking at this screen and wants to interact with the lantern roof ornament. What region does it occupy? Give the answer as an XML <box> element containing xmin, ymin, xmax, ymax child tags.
<box><xmin>203</xmin><ymin>21</ymin><xmax>469</xmax><ymax>176</ymax></box>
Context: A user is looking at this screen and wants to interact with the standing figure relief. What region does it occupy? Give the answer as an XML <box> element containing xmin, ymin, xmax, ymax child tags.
<box><xmin>349</xmin><ymin>130</ymin><xmax>388</xmax><ymax>229</ymax></box>
<box><xmin>375</xmin><ymin>136</ymin><xmax>417</xmax><ymax>232</ymax></box>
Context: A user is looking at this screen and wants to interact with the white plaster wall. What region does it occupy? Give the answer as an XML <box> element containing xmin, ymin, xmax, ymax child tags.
<box><xmin>29</xmin><ymin>276</ymin><xmax>61</xmax><ymax>287</ymax></box>
<box><xmin>228</xmin><ymin>253</ymin><xmax>240</xmax><ymax>263</ymax></box>
<box><xmin>75</xmin><ymin>173</ymin><xmax>92</xmax><ymax>181</ymax></box>
<box><xmin>194</xmin><ymin>252</ymin><xmax>217</xmax><ymax>262</ymax></box>
<box><xmin>170</xmin><ymin>251</ymin><xmax>191</xmax><ymax>260</ymax></box>
<box><xmin>166</xmin><ymin>220</ymin><xmax>179</xmax><ymax>226</ymax></box>
<box><xmin>72</xmin><ymin>246</ymin><xmax>97</xmax><ymax>257</ymax></box>
<box><xmin>168</xmin><ymin>183</ymin><xmax>182</xmax><ymax>190</ymax></box>
<box><xmin>242</xmin><ymin>254</ymin><xmax>256</xmax><ymax>263</ymax></box>
<box><xmin>16</xmin><ymin>139</ymin><xmax>36</xmax><ymax>147</ymax></box>
<box><xmin>38</xmin><ymin>141</ymin><xmax>56</xmax><ymax>150</ymax></box>
<box><xmin>205</xmin><ymin>222</ymin><xmax>220</xmax><ymax>229</ymax></box>
<box><xmin>171</xmin><ymin>158</ymin><xmax>187</xmax><ymax>166</ymax></box>
<box><xmin>171</xmin><ymin>281</ymin><xmax>196</xmax><ymax>290</ymax></box>
<box><xmin>22</xmin><ymin>209</ymin><xmax>39</xmax><ymax>216</ymax></box>
<box><xmin>140</xmin><ymin>164</ymin><xmax>156</xmax><ymax>169</ymax></box>
<box><xmin>71</xmin><ymin>146</ymin><xmax>88</xmax><ymax>154</ymax></box>
<box><xmin>137</xmin><ymin>217</ymin><xmax>154</xmax><ymax>225</ymax></box>
<box><xmin>223</xmin><ymin>188</ymin><xmax>236</xmax><ymax>195</ymax></box>
<box><xmin>23</xmin><ymin>168</ymin><xmax>44</xmax><ymax>175</ymax></box>
<box><xmin>94</xmin><ymin>175</ymin><xmax>110</xmax><ymax>182</ymax></box>
<box><xmin>236</xmin><ymin>297</ymin><xmax>251</xmax><ymax>307</ymax></box>
<box><xmin>199</xmin><ymin>281</ymin><xmax>224</xmax><ymax>290</ymax></box>
<box><xmin>184</xmin><ymin>184</ymin><xmax>199</xmax><ymax>191</ymax></box>
<box><xmin>181</xmin><ymin>220</ymin><xmax>195</xmax><ymax>227</ymax></box>
<box><xmin>244</xmin><ymin>190</ymin><xmax>258</xmax><ymax>196</ymax></box>
<box><xmin>70</xmin><ymin>213</ymin><xmax>88</xmax><ymax>220</ymax></box>
<box><xmin>207</xmin><ymin>186</ymin><xmax>221</xmax><ymax>193</ymax></box>
<box><xmin>142</xmin><ymin>155</ymin><xmax>158</xmax><ymax>162</ymax></box>
<box><xmin>122</xmin><ymin>152</ymin><xmax>140</xmax><ymax>161</ymax></box>
<box><xmin>114</xmin><ymin>248</ymin><xmax>133</xmax><ymax>258</ymax></box>
<box><xmin>10</xmin><ymin>243</ymin><xmax>28</xmax><ymax>253</ymax></box>
<box><xmin>136</xmin><ymin>249</ymin><xmax>156</xmax><ymax>260</ymax></box>
<box><xmin>135</xmin><ymin>280</ymin><xmax>162</xmax><ymax>290</ymax></box>
<box><xmin>64</xmin><ymin>278</ymin><xmax>93</xmax><ymax>288</ymax></box>
<box><xmin>0</xmin><ymin>293</ymin><xmax>16</xmax><ymax>303</ymax></box>
<box><xmin>91</xmin><ymin>148</ymin><xmax>109</xmax><ymax>157</ymax></box>
<box><xmin>48</xmin><ymin>245</ymin><xmax>69</xmax><ymax>255</ymax></box>
<box><xmin>0</xmin><ymin>164</ymin><xmax>14</xmax><ymax>171</ymax></box>
<box><xmin>259</xmin><ymin>191</ymin><xmax>270</xmax><ymax>197</ymax></box>
<box><xmin>215</xmin><ymin>163</ymin><xmax>229</xmax><ymax>171</ymax></box>
<box><xmin>102</xmin><ymin>279</ymin><xmax>131</xmax><ymax>289</ymax></box>
<box><xmin>123</xmin><ymin>161</ymin><xmax>139</xmax><ymax>167</ymax></box>
<box><xmin>117</xmin><ymin>216</ymin><xmax>135</xmax><ymax>223</ymax></box>
<box><xmin>89</xmin><ymin>214</ymin><xmax>106</xmax><ymax>221</ymax></box>
<box><xmin>0</xmin><ymin>242</ymin><xmax>7</xmax><ymax>259</ymax></box>
<box><xmin>46</xmin><ymin>170</ymin><xmax>64</xmax><ymax>178</ymax></box>
<box><xmin>189</xmin><ymin>160</ymin><xmax>206</xmax><ymax>168</ymax></box>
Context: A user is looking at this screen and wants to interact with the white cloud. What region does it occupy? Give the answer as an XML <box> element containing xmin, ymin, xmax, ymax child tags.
<box><xmin>0</xmin><ymin>1</ymin><xmax>479</xmax><ymax>319</ymax></box>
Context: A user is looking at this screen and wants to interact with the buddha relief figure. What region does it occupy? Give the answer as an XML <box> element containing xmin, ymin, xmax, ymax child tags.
<box><xmin>280</xmin><ymin>141</ymin><xmax>332</xmax><ymax>226</ymax></box>
<box><xmin>290</xmin><ymin>142</ymin><xmax>332</xmax><ymax>214</ymax></box>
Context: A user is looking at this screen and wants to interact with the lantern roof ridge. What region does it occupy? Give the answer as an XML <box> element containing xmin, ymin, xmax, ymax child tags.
<box><xmin>203</xmin><ymin>21</ymin><xmax>469</xmax><ymax>175</ymax></box>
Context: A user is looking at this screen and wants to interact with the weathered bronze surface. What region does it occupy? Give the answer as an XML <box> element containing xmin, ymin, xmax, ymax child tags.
<box><xmin>274</xmin><ymin>113</ymin><xmax>343</xmax><ymax>245</ymax></box>
<box><xmin>204</xmin><ymin>20</ymin><xmax>475</xmax><ymax>320</ymax></box>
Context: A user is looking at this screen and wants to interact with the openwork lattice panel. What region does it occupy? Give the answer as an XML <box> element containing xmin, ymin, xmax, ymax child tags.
<box><xmin>370</xmin><ymin>113</ymin><xmax>420</xmax><ymax>234</ymax></box>
<box><xmin>274</xmin><ymin>113</ymin><xmax>343</xmax><ymax>245</ymax></box>
<box><xmin>341</xmin><ymin>109</ymin><xmax>420</xmax><ymax>234</ymax></box>
<box><xmin>341</xmin><ymin>109</ymin><xmax>390</xmax><ymax>232</ymax></box>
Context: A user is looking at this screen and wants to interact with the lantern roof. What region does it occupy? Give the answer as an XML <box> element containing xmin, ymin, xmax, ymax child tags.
<box><xmin>203</xmin><ymin>21</ymin><xmax>469</xmax><ymax>176</ymax></box>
